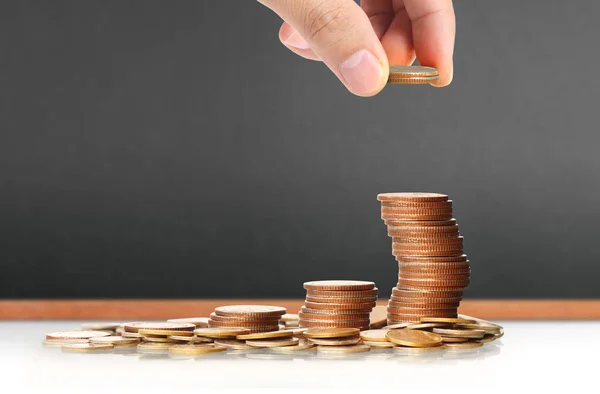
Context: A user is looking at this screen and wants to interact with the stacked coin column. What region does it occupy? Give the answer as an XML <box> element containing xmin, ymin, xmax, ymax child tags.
<box><xmin>298</xmin><ymin>281</ymin><xmax>377</xmax><ymax>331</ymax></box>
<box><xmin>377</xmin><ymin>193</ymin><xmax>471</xmax><ymax>324</ymax></box>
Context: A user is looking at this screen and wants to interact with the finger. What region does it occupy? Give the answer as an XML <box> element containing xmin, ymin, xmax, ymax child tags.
<box><xmin>401</xmin><ymin>0</ymin><xmax>456</xmax><ymax>86</ymax></box>
<box><xmin>279</xmin><ymin>22</ymin><xmax>321</xmax><ymax>61</ymax></box>
<box><xmin>379</xmin><ymin>1</ymin><xmax>415</xmax><ymax>66</ymax></box>
<box><xmin>259</xmin><ymin>0</ymin><xmax>388</xmax><ymax>97</ymax></box>
<box><xmin>360</xmin><ymin>0</ymin><xmax>394</xmax><ymax>38</ymax></box>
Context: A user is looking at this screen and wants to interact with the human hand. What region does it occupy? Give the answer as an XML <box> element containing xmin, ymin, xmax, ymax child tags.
<box><xmin>258</xmin><ymin>0</ymin><xmax>455</xmax><ymax>97</ymax></box>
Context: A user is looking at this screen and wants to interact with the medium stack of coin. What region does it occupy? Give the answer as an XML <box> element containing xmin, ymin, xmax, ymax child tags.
<box><xmin>377</xmin><ymin>192</ymin><xmax>471</xmax><ymax>324</ymax></box>
<box><xmin>207</xmin><ymin>305</ymin><xmax>286</xmax><ymax>333</ymax></box>
<box><xmin>299</xmin><ymin>280</ymin><xmax>377</xmax><ymax>330</ymax></box>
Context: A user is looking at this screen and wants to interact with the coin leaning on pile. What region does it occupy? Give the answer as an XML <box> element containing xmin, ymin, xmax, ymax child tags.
<box><xmin>377</xmin><ymin>192</ymin><xmax>471</xmax><ymax>324</ymax></box>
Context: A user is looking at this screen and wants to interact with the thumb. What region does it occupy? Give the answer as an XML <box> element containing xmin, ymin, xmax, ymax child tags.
<box><xmin>259</xmin><ymin>0</ymin><xmax>389</xmax><ymax>97</ymax></box>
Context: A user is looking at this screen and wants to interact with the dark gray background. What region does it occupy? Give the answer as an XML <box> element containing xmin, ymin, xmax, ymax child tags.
<box><xmin>1</xmin><ymin>1</ymin><xmax>599</xmax><ymax>299</ymax></box>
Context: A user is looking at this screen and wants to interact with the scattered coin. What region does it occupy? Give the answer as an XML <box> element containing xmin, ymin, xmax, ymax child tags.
<box><xmin>307</xmin><ymin>336</ymin><xmax>361</xmax><ymax>346</ymax></box>
<box><xmin>137</xmin><ymin>342</ymin><xmax>171</xmax><ymax>351</ymax></box>
<box><xmin>304</xmin><ymin>328</ymin><xmax>360</xmax><ymax>339</ymax></box>
<box><xmin>432</xmin><ymin>328</ymin><xmax>486</xmax><ymax>339</ymax></box>
<box><xmin>360</xmin><ymin>329</ymin><xmax>390</xmax><ymax>342</ymax></box>
<box><xmin>444</xmin><ymin>341</ymin><xmax>484</xmax><ymax>350</ymax></box>
<box><xmin>141</xmin><ymin>337</ymin><xmax>179</xmax><ymax>343</ymax></box>
<box><xmin>245</xmin><ymin>337</ymin><xmax>300</xmax><ymax>348</ymax></box>
<box><xmin>168</xmin><ymin>344</ymin><xmax>227</xmax><ymax>355</ymax></box>
<box><xmin>236</xmin><ymin>329</ymin><xmax>295</xmax><ymax>340</ymax></box>
<box><xmin>280</xmin><ymin>314</ymin><xmax>299</xmax><ymax>322</ymax></box>
<box><xmin>214</xmin><ymin>339</ymin><xmax>255</xmax><ymax>350</ymax></box>
<box><xmin>121</xmin><ymin>331</ymin><xmax>142</xmax><ymax>338</ymax></box>
<box><xmin>123</xmin><ymin>322</ymin><xmax>195</xmax><ymax>333</ymax></box>
<box><xmin>194</xmin><ymin>327</ymin><xmax>251</xmax><ymax>338</ymax></box>
<box><xmin>440</xmin><ymin>336</ymin><xmax>469</xmax><ymax>343</ymax></box>
<box><xmin>42</xmin><ymin>339</ymin><xmax>89</xmax><ymax>347</ymax></box>
<box><xmin>383</xmin><ymin>322</ymin><xmax>412</xmax><ymax>330</ymax></box>
<box><xmin>138</xmin><ymin>329</ymin><xmax>195</xmax><ymax>337</ymax></box>
<box><xmin>269</xmin><ymin>342</ymin><xmax>316</xmax><ymax>353</ymax></box>
<box><xmin>46</xmin><ymin>330</ymin><xmax>111</xmax><ymax>340</ymax></box>
<box><xmin>61</xmin><ymin>343</ymin><xmax>114</xmax><ymax>352</ymax></box>
<box><xmin>89</xmin><ymin>336</ymin><xmax>139</xmax><ymax>346</ymax></box>
<box><xmin>385</xmin><ymin>329</ymin><xmax>443</xmax><ymax>348</ymax></box>
<box><xmin>316</xmin><ymin>345</ymin><xmax>370</xmax><ymax>354</ymax></box>
<box><xmin>168</xmin><ymin>335</ymin><xmax>213</xmax><ymax>343</ymax></box>
<box><xmin>362</xmin><ymin>340</ymin><xmax>395</xmax><ymax>348</ymax></box>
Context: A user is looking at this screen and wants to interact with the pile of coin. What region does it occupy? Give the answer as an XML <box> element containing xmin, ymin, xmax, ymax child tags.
<box><xmin>377</xmin><ymin>192</ymin><xmax>471</xmax><ymax>324</ymax></box>
<box><xmin>207</xmin><ymin>305</ymin><xmax>286</xmax><ymax>333</ymax></box>
<box><xmin>43</xmin><ymin>311</ymin><xmax>503</xmax><ymax>357</ymax></box>
<box><xmin>298</xmin><ymin>281</ymin><xmax>378</xmax><ymax>330</ymax></box>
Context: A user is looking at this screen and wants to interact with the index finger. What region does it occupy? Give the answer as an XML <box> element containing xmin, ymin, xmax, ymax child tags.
<box><xmin>400</xmin><ymin>0</ymin><xmax>455</xmax><ymax>86</ymax></box>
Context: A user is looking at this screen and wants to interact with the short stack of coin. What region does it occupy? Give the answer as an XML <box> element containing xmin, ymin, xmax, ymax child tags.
<box><xmin>207</xmin><ymin>305</ymin><xmax>286</xmax><ymax>333</ymax></box>
<box><xmin>299</xmin><ymin>280</ymin><xmax>378</xmax><ymax>330</ymax></box>
<box><xmin>377</xmin><ymin>192</ymin><xmax>471</xmax><ymax>324</ymax></box>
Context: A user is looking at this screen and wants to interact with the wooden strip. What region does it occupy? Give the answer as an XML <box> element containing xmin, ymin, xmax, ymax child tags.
<box><xmin>0</xmin><ymin>299</ymin><xmax>599</xmax><ymax>320</ymax></box>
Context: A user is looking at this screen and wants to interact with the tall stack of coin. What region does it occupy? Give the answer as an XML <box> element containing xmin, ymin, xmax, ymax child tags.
<box><xmin>377</xmin><ymin>193</ymin><xmax>470</xmax><ymax>324</ymax></box>
<box><xmin>298</xmin><ymin>281</ymin><xmax>377</xmax><ymax>330</ymax></box>
<box><xmin>207</xmin><ymin>305</ymin><xmax>286</xmax><ymax>333</ymax></box>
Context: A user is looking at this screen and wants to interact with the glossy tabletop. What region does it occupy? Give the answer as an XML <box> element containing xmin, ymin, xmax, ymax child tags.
<box><xmin>2</xmin><ymin>321</ymin><xmax>598</xmax><ymax>393</ymax></box>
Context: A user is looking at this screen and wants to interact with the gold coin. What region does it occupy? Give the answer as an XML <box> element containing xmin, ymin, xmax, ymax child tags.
<box><xmin>307</xmin><ymin>336</ymin><xmax>361</xmax><ymax>346</ymax></box>
<box><xmin>42</xmin><ymin>339</ymin><xmax>89</xmax><ymax>348</ymax></box>
<box><xmin>214</xmin><ymin>339</ymin><xmax>255</xmax><ymax>350</ymax></box>
<box><xmin>369</xmin><ymin>306</ymin><xmax>387</xmax><ymax>329</ymax></box>
<box><xmin>432</xmin><ymin>328</ymin><xmax>486</xmax><ymax>339</ymax></box>
<box><xmin>168</xmin><ymin>344</ymin><xmax>227</xmax><ymax>355</ymax></box>
<box><xmin>362</xmin><ymin>340</ymin><xmax>395</xmax><ymax>348</ymax></box>
<box><xmin>303</xmin><ymin>280</ymin><xmax>375</xmax><ymax>291</ymax></box>
<box><xmin>377</xmin><ymin>192</ymin><xmax>447</xmax><ymax>202</ymax></box>
<box><xmin>89</xmin><ymin>336</ymin><xmax>139</xmax><ymax>345</ymax></box>
<box><xmin>168</xmin><ymin>335</ymin><xmax>214</xmax><ymax>343</ymax></box>
<box><xmin>138</xmin><ymin>329</ymin><xmax>195</xmax><ymax>337</ymax></box>
<box><xmin>46</xmin><ymin>330</ymin><xmax>111</xmax><ymax>340</ymax></box>
<box><xmin>383</xmin><ymin>322</ymin><xmax>412</xmax><ymax>330</ymax></box>
<box><xmin>137</xmin><ymin>342</ymin><xmax>171</xmax><ymax>350</ymax></box>
<box><xmin>478</xmin><ymin>334</ymin><xmax>498</xmax><ymax>343</ymax></box>
<box><xmin>194</xmin><ymin>327</ymin><xmax>251</xmax><ymax>338</ymax></box>
<box><xmin>166</xmin><ymin>317</ymin><xmax>210</xmax><ymax>327</ymax></box>
<box><xmin>316</xmin><ymin>345</ymin><xmax>370</xmax><ymax>354</ymax></box>
<box><xmin>387</xmin><ymin>66</ymin><xmax>440</xmax><ymax>83</ymax></box>
<box><xmin>393</xmin><ymin>345</ymin><xmax>446</xmax><ymax>354</ymax></box>
<box><xmin>80</xmin><ymin>323</ymin><xmax>121</xmax><ymax>331</ymax></box>
<box><xmin>121</xmin><ymin>331</ymin><xmax>142</xmax><ymax>338</ymax></box>
<box><xmin>444</xmin><ymin>341</ymin><xmax>484</xmax><ymax>350</ymax></box>
<box><xmin>304</xmin><ymin>328</ymin><xmax>361</xmax><ymax>339</ymax></box>
<box><xmin>420</xmin><ymin>317</ymin><xmax>477</xmax><ymax>324</ymax></box>
<box><xmin>385</xmin><ymin>329</ymin><xmax>443</xmax><ymax>348</ymax></box>
<box><xmin>456</xmin><ymin>323</ymin><xmax>503</xmax><ymax>335</ymax></box>
<box><xmin>142</xmin><ymin>337</ymin><xmax>180</xmax><ymax>343</ymax></box>
<box><xmin>269</xmin><ymin>342</ymin><xmax>316</xmax><ymax>353</ymax></box>
<box><xmin>245</xmin><ymin>337</ymin><xmax>300</xmax><ymax>348</ymax></box>
<box><xmin>441</xmin><ymin>336</ymin><xmax>469</xmax><ymax>343</ymax></box>
<box><xmin>359</xmin><ymin>329</ymin><xmax>390</xmax><ymax>342</ymax></box>
<box><xmin>123</xmin><ymin>322</ymin><xmax>196</xmax><ymax>333</ymax></box>
<box><xmin>61</xmin><ymin>343</ymin><xmax>114</xmax><ymax>352</ymax></box>
<box><xmin>405</xmin><ymin>322</ymin><xmax>449</xmax><ymax>330</ymax></box>
<box><xmin>213</xmin><ymin>305</ymin><xmax>286</xmax><ymax>317</ymax></box>
<box><xmin>236</xmin><ymin>329</ymin><xmax>295</xmax><ymax>340</ymax></box>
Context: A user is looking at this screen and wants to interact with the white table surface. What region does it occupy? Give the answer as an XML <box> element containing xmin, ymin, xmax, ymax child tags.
<box><xmin>2</xmin><ymin>320</ymin><xmax>599</xmax><ymax>393</ymax></box>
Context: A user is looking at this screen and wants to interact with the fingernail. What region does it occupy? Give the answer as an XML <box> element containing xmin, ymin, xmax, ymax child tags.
<box><xmin>282</xmin><ymin>31</ymin><xmax>311</xmax><ymax>50</ymax></box>
<box><xmin>339</xmin><ymin>49</ymin><xmax>384</xmax><ymax>95</ymax></box>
